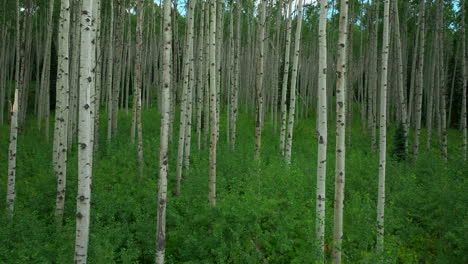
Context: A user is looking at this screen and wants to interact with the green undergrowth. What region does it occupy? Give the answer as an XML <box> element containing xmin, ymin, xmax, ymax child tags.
<box><xmin>0</xmin><ymin>107</ymin><xmax>466</xmax><ymax>263</ymax></box>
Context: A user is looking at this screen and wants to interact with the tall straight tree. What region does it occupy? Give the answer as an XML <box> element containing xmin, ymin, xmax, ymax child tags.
<box><xmin>106</xmin><ymin>0</ymin><xmax>114</xmax><ymax>144</ymax></box>
<box><xmin>230</xmin><ymin>0</ymin><xmax>241</xmax><ymax>151</ymax></box>
<box><xmin>254</xmin><ymin>0</ymin><xmax>267</xmax><ymax>158</ymax></box>
<box><xmin>437</xmin><ymin>0</ymin><xmax>448</xmax><ymax>161</ymax></box>
<box><xmin>156</xmin><ymin>0</ymin><xmax>172</xmax><ymax>261</ymax></box>
<box><xmin>413</xmin><ymin>0</ymin><xmax>425</xmax><ymax>157</ymax></box>
<box><xmin>393</xmin><ymin>0</ymin><xmax>408</xmax><ymax>153</ymax></box>
<box><xmin>208</xmin><ymin>0</ymin><xmax>218</xmax><ymax>205</ymax></box>
<box><xmin>284</xmin><ymin>0</ymin><xmax>304</xmax><ymax>164</ymax></box>
<box><xmin>279</xmin><ymin>0</ymin><xmax>293</xmax><ymax>155</ymax></box>
<box><xmin>316</xmin><ymin>0</ymin><xmax>328</xmax><ymax>260</ymax></box>
<box><xmin>332</xmin><ymin>0</ymin><xmax>349</xmax><ymax>262</ymax></box>
<box><xmin>175</xmin><ymin>0</ymin><xmax>197</xmax><ymax>196</ymax></box>
<box><xmin>6</xmin><ymin>0</ymin><xmax>22</xmax><ymax>218</ymax></box>
<box><xmin>53</xmin><ymin>0</ymin><xmax>71</xmax><ymax>224</ymax></box>
<box><xmin>74</xmin><ymin>0</ymin><xmax>97</xmax><ymax>262</ymax></box>
<box><xmin>377</xmin><ymin>0</ymin><xmax>390</xmax><ymax>255</ymax></box>
<box><xmin>134</xmin><ymin>0</ymin><xmax>144</xmax><ymax>179</ymax></box>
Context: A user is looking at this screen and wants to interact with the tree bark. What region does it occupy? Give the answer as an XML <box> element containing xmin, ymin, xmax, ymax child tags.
<box><xmin>316</xmin><ymin>0</ymin><xmax>328</xmax><ymax>261</ymax></box>
<box><xmin>413</xmin><ymin>0</ymin><xmax>425</xmax><ymax>158</ymax></box>
<box><xmin>377</xmin><ymin>0</ymin><xmax>390</xmax><ymax>255</ymax></box>
<box><xmin>332</xmin><ymin>0</ymin><xmax>349</xmax><ymax>262</ymax></box>
<box><xmin>279</xmin><ymin>0</ymin><xmax>293</xmax><ymax>156</ymax></box>
<box><xmin>53</xmin><ymin>0</ymin><xmax>71</xmax><ymax>225</ymax></box>
<box><xmin>74</xmin><ymin>0</ymin><xmax>97</xmax><ymax>261</ymax></box>
<box><xmin>284</xmin><ymin>0</ymin><xmax>304</xmax><ymax>164</ymax></box>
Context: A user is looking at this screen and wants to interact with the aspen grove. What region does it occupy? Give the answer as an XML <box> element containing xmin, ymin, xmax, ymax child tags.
<box><xmin>0</xmin><ymin>0</ymin><xmax>467</xmax><ymax>263</ymax></box>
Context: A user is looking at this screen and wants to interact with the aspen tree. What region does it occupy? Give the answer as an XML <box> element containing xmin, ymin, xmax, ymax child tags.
<box><xmin>333</xmin><ymin>0</ymin><xmax>349</xmax><ymax>262</ymax></box>
<box><xmin>53</xmin><ymin>0</ymin><xmax>71</xmax><ymax>224</ymax></box>
<box><xmin>437</xmin><ymin>0</ymin><xmax>448</xmax><ymax>161</ymax></box>
<box><xmin>254</xmin><ymin>0</ymin><xmax>267</xmax><ymax>158</ymax></box>
<box><xmin>176</xmin><ymin>0</ymin><xmax>196</xmax><ymax>195</ymax></box>
<box><xmin>427</xmin><ymin>38</ymin><xmax>437</xmax><ymax>151</ymax></box>
<box><xmin>413</xmin><ymin>0</ymin><xmax>425</xmax><ymax>157</ymax></box>
<box><xmin>230</xmin><ymin>0</ymin><xmax>241</xmax><ymax>151</ymax></box>
<box><xmin>38</xmin><ymin>0</ymin><xmax>55</xmax><ymax>138</ymax></box>
<box><xmin>393</xmin><ymin>0</ymin><xmax>408</xmax><ymax>153</ymax></box>
<box><xmin>279</xmin><ymin>0</ymin><xmax>293</xmax><ymax>155</ymax></box>
<box><xmin>134</xmin><ymin>0</ymin><xmax>144</xmax><ymax>179</ymax></box>
<box><xmin>106</xmin><ymin>0</ymin><xmax>114</xmax><ymax>144</ymax></box>
<box><xmin>370</xmin><ymin>2</ymin><xmax>379</xmax><ymax>152</ymax></box>
<box><xmin>377</xmin><ymin>0</ymin><xmax>390</xmax><ymax>255</ymax></box>
<box><xmin>316</xmin><ymin>0</ymin><xmax>328</xmax><ymax>260</ymax></box>
<box><xmin>196</xmin><ymin>1</ymin><xmax>205</xmax><ymax>151</ymax></box>
<box><xmin>6</xmin><ymin>90</ymin><xmax>19</xmax><ymax>217</ymax></box>
<box><xmin>156</xmin><ymin>0</ymin><xmax>171</xmax><ymax>261</ymax></box>
<box><xmin>74</xmin><ymin>0</ymin><xmax>97</xmax><ymax>261</ymax></box>
<box><xmin>93</xmin><ymin>0</ymin><xmax>102</xmax><ymax>153</ymax></box>
<box><xmin>208</xmin><ymin>0</ymin><xmax>218</xmax><ymax>206</ymax></box>
<box><xmin>462</xmin><ymin>0</ymin><xmax>467</xmax><ymax>161</ymax></box>
<box><xmin>6</xmin><ymin>0</ymin><xmax>22</xmax><ymax>217</ymax></box>
<box><xmin>284</xmin><ymin>0</ymin><xmax>304</xmax><ymax>164</ymax></box>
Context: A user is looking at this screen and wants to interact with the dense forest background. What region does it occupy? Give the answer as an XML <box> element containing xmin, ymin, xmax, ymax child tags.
<box><xmin>0</xmin><ymin>0</ymin><xmax>467</xmax><ymax>263</ymax></box>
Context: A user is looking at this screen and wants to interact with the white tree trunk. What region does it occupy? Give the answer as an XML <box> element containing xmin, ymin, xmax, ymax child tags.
<box><xmin>53</xmin><ymin>0</ymin><xmax>71</xmax><ymax>225</ymax></box>
<box><xmin>377</xmin><ymin>0</ymin><xmax>390</xmax><ymax>254</ymax></box>
<box><xmin>284</xmin><ymin>0</ymin><xmax>304</xmax><ymax>164</ymax></box>
<box><xmin>393</xmin><ymin>0</ymin><xmax>408</xmax><ymax>153</ymax></box>
<box><xmin>279</xmin><ymin>0</ymin><xmax>293</xmax><ymax>156</ymax></box>
<box><xmin>134</xmin><ymin>0</ymin><xmax>144</xmax><ymax>179</ymax></box>
<box><xmin>208</xmin><ymin>0</ymin><xmax>218</xmax><ymax>206</ymax></box>
<box><xmin>332</xmin><ymin>0</ymin><xmax>349</xmax><ymax>262</ymax></box>
<box><xmin>254</xmin><ymin>0</ymin><xmax>267</xmax><ymax>158</ymax></box>
<box><xmin>74</xmin><ymin>0</ymin><xmax>97</xmax><ymax>262</ymax></box>
<box><xmin>413</xmin><ymin>0</ymin><xmax>425</xmax><ymax>157</ymax></box>
<box><xmin>6</xmin><ymin>89</ymin><xmax>19</xmax><ymax>216</ymax></box>
<box><xmin>316</xmin><ymin>0</ymin><xmax>328</xmax><ymax>261</ymax></box>
<box><xmin>156</xmin><ymin>0</ymin><xmax>171</xmax><ymax>261</ymax></box>
<box><xmin>175</xmin><ymin>0</ymin><xmax>196</xmax><ymax>195</ymax></box>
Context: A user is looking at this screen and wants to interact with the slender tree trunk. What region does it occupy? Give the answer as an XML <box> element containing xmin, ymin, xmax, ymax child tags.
<box><xmin>134</xmin><ymin>0</ymin><xmax>145</xmax><ymax>179</ymax></box>
<box><xmin>208</xmin><ymin>0</ymin><xmax>218</xmax><ymax>206</ymax></box>
<box><xmin>38</xmin><ymin>0</ymin><xmax>55</xmax><ymax>138</ymax></box>
<box><xmin>196</xmin><ymin>2</ymin><xmax>205</xmax><ymax>151</ymax></box>
<box><xmin>393</xmin><ymin>0</ymin><xmax>408</xmax><ymax>153</ymax></box>
<box><xmin>413</xmin><ymin>0</ymin><xmax>425</xmax><ymax>158</ymax></box>
<box><xmin>155</xmin><ymin>0</ymin><xmax>171</xmax><ymax>261</ymax></box>
<box><xmin>74</xmin><ymin>0</ymin><xmax>97</xmax><ymax>261</ymax></box>
<box><xmin>279</xmin><ymin>0</ymin><xmax>293</xmax><ymax>156</ymax></box>
<box><xmin>7</xmin><ymin>0</ymin><xmax>22</xmax><ymax>218</ymax></box>
<box><xmin>426</xmin><ymin>38</ymin><xmax>437</xmax><ymax>151</ymax></box>
<box><xmin>93</xmin><ymin>0</ymin><xmax>102</xmax><ymax>153</ymax></box>
<box><xmin>447</xmin><ymin>44</ymin><xmax>459</xmax><ymax>127</ymax></box>
<box><xmin>254</xmin><ymin>0</ymin><xmax>267</xmax><ymax>159</ymax></box>
<box><xmin>377</xmin><ymin>0</ymin><xmax>390</xmax><ymax>255</ymax></box>
<box><xmin>284</xmin><ymin>0</ymin><xmax>304</xmax><ymax>164</ymax></box>
<box><xmin>175</xmin><ymin>0</ymin><xmax>196</xmax><ymax>196</ymax></box>
<box><xmin>316</xmin><ymin>0</ymin><xmax>328</xmax><ymax>261</ymax></box>
<box><xmin>438</xmin><ymin>0</ymin><xmax>448</xmax><ymax>161</ymax></box>
<box><xmin>332</xmin><ymin>0</ymin><xmax>349</xmax><ymax>262</ymax></box>
<box><xmin>53</xmin><ymin>0</ymin><xmax>71</xmax><ymax>225</ymax></box>
<box><xmin>106</xmin><ymin>0</ymin><xmax>114</xmax><ymax>144</ymax></box>
<box><xmin>230</xmin><ymin>0</ymin><xmax>241</xmax><ymax>151</ymax></box>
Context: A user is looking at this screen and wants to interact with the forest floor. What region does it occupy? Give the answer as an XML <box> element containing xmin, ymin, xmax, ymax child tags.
<box><xmin>0</xmin><ymin>108</ymin><xmax>466</xmax><ymax>263</ymax></box>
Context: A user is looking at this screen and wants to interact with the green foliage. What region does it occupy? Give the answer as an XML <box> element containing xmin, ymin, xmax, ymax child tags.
<box><xmin>0</xmin><ymin>108</ymin><xmax>466</xmax><ymax>263</ymax></box>
<box><xmin>391</xmin><ymin>122</ymin><xmax>407</xmax><ymax>162</ymax></box>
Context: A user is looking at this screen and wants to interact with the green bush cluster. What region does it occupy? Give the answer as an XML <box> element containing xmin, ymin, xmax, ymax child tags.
<box><xmin>0</xmin><ymin>109</ymin><xmax>466</xmax><ymax>263</ymax></box>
